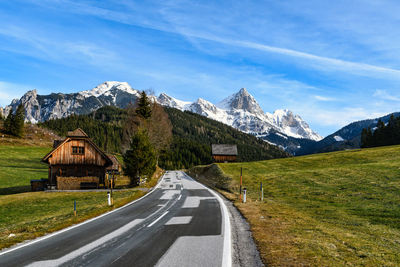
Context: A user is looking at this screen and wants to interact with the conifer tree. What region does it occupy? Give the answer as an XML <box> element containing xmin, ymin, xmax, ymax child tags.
<box><xmin>12</xmin><ymin>104</ymin><xmax>25</xmax><ymax>137</ymax></box>
<box><xmin>4</xmin><ymin>109</ymin><xmax>13</xmax><ymax>134</ymax></box>
<box><xmin>123</xmin><ymin>129</ymin><xmax>157</xmax><ymax>185</ymax></box>
<box><xmin>135</xmin><ymin>91</ymin><xmax>152</xmax><ymax>119</ymax></box>
<box><xmin>361</xmin><ymin>128</ymin><xmax>368</xmax><ymax>148</ymax></box>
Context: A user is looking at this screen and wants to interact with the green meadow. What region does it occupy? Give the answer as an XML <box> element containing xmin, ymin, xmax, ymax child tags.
<box><xmin>0</xmin><ymin>145</ymin><xmax>50</xmax><ymax>194</ymax></box>
<box><xmin>218</xmin><ymin>145</ymin><xmax>400</xmax><ymax>266</ymax></box>
<box><xmin>0</xmin><ymin>144</ymin><xmax>145</xmax><ymax>250</ymax></box>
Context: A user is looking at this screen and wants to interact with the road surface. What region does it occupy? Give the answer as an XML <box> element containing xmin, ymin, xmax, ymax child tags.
<box><xmin>0</xmin><ymin>171</ymin><xmax>231</xmax><ymax>267</ymax></box>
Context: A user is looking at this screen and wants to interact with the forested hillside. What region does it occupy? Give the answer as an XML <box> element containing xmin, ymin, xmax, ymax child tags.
<box><xmin>161</xmin><ymin>107</ymin><xmax>289</xmax><ymax>169</ymax></box>
<box><xmin>361</xmin><ymin>114</ymin><xmax>400</xmax><ymax>148</ymax></box>
<box><xmin>39</xmin><ymin>106</ymin><xmax>125</xmax><ymax>153</ymax></box>
<box><xmin>40</xmin><ymin>106</ymin><xmax>289</xmax><ymax>169</ymax></box>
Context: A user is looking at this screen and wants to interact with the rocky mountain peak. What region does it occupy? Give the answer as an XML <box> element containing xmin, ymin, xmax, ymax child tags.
<box><xmin>272</xmin><ymin>109</ymin><xmax>322</xmax><ymax>141</ymax></box>
<box><xmin>79</xmin><ymin>81</ymin><xmax>138</xmax><ymax>98</ymax></box>
<box><xmin>217</xmin><ymin>88</ymin><xmax>264</xmax><ymax>115</ymax></box>
<box><xmin>157</xmin><ymin>93</ymin><xmax>190</xmax><ymax>110</ymax></box>
<box><xmin>238</xmin><ymin>87</ymin><xmax>249</xmax><ymax>95</ymax></box>
<box><xmin>190</xmin><ymin>98</ymin><xmax>218</xmax><ymax>114</ymax></box>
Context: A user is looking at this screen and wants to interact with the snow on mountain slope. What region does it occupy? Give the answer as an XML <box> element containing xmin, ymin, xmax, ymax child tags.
<box><xmin>79</xmin><ymin>81</ymin><xmax>139</xmax><ymax>98</ymax></box>
<box><xmin>271</xmin><ymin>109</ymin><xmax>322</xmax><ymax>141</ymax></box>
<box><xmin>217</xmin><ymin>88</ymin><xmax>264</xmax><ymax>116</ymax></box>
<box><xmin>161</xmin><ymin>88</ymin><xmax>322</xmax><ymax>141</ymax></box>
<box><xmin>3</xmin><ymin>81</ymin><xmax>140</xmax><ymax>123</ymax></box>
<box><xmin>157</xmin><ymin>93</ymin><xmax>191</xmax><ymax>110</ymax></box>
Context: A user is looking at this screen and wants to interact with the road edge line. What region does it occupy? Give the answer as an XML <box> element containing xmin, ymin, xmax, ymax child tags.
<box><xmin>0</xmin><ymin>171</ymin><xmax>166</xmax><ymax>256</ymax></box>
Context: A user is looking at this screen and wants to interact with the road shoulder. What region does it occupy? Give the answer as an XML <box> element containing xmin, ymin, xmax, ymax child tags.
<box><xmin>216</xmin><ymin>190</ymin><xmax>264</xmax><ymax>267</ymax></box>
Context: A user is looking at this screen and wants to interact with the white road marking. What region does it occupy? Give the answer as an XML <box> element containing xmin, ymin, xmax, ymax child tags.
<box><xmin>26</xmin><ymin>219</ymin><xmax>144</xmax><ymax>267</ymax></box>
<box><xmin>155</xmin><ymin>236</ymin><xmax>223</xmax><ymax>267</ymax></box>
<box><xmin>160</xmin><ymin>190</ymin><xmax>181</xmax><ymax>199</ymax></box>
<box><xmin>180</xmin><ymin>172</ymin><xmax>232</xmax><ymax>267</ymax></box>
<box><xmin>181</xmin><ymin>196</ymin><xmax>215</xmax><ymax>208</ymax></box>
<box><xmin>177</xmin><ymin>194</ymin><xmax>182</xmax><ymax>200</ymax></box>
<box><xmin>165</xmin><ymin>216</ymin><xmax>192</xmax><ymax>225</ymax></box>
<box><xmin>147</xmin><ymin>211</ymin><xmax>169</xmax><ymax>228</ymax></box>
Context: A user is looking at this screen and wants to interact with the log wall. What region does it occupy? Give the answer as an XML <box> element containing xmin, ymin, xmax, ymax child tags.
<box><xmin>213</xmin><ymin>155</ymin><xmax>237</xmax><ymax>162</ymax></box>
<box><xmin>48</xmin><ymin>139</ymin><xmax>106</xmax><ymax>166</ymax></box>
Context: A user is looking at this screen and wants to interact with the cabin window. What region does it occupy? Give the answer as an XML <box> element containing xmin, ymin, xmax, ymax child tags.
<box><xmin>72</xmin><ymin>146</ymin><xmax>85</xmax><ymax>155</ymax></box>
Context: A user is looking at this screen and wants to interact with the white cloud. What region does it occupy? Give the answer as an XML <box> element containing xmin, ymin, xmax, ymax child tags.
<box><xmin>314</xmin><ymin>95</ymin><xmax>336</xmax><ymax>101</ymax></box>
<box><xmin>24</xmin><ymin>0</ymin><xmax>400</xmax><ymax>79</ymax></box>
<box><xmin>373</xmin><ymin>89</ymin><xmax>400</xmax><ymax>101</ymax></box>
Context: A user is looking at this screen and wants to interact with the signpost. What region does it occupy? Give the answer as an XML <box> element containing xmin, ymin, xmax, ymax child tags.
<box><xmin>106</xmin><ymin>171</ymin><xmax>117</xmax><ymax>206</ymax></box>
<box><xmin>260</xmin><ymin>181</ymin><xmax>263</xmax><ymax>201</ymax></box>
<box><xmin>74</xmin><ymin>200</ymin><xmax>76</xmax><ymax>216</ymax></box>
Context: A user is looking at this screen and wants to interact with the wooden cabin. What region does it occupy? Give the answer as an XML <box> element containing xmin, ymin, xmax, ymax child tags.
<box><xmin>42</xmin><ymin>128</ymin><xmax>113</xmax><ymax>190</ymax></box>
<box><xmin>212</xmin><ymin>144</ymin><xmax>238</xmax><ymax>163</ymax></box>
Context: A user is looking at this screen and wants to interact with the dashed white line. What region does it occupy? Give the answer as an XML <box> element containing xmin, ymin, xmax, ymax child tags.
<box><xmin>177</xmin><ymin>194</ymin><xmax>182</xmax><ymax>200</ymax></box>
<box><xmin>147</xmin><ymin>211</ymin><xmax>169</xmax><ymax>228</ymax></box>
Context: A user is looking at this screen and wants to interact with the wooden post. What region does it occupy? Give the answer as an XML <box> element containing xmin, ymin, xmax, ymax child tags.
<box><xmin>239</xmin><ymin>167</ymin><xmax>243</xmax><ymax>201</ymax></box>
<box><xmin>106</xmin><ymin>173</ymin><xmax>109</xmax><ymax>189</ymax></box>
<box><xmin>111</xmin><ymin>173</ymin><xmax>114</xmax><ymax>205</ymax></box>
<box><xmin>260</xmin><ymin>181</ymin><xmax>263</xmax><ymax>201</ymax></box>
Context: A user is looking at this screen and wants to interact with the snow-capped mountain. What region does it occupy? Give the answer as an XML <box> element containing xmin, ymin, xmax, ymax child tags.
<box><xmin>1</xmin><ymin>82</ymin><xmax>322</xmax><ymax>153</ymax></box>
<box><xmin>271</xmin><ymin>109</ymin><xmax>322</xmax><ymax>141</ymax></box>
<box><xmin>2</xmin><ymin>81</ymin><xmax>141</xmax><ymax>123</ymax></box>
<box><xmin>157</xmin><ymin>88</ymin><xmax>322</xmax><ymax>142</ymax></box>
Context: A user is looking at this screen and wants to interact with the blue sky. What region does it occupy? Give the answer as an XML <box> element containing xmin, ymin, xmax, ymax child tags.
<box><xmin>1</xmin><ymin>0</ymin><xmax>400</xmax><ymax>136</ymax></box>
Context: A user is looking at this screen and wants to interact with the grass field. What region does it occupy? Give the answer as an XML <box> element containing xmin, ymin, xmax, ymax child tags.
<box><xmin>218</xmin><ymin>145</ymin><xmax>400</xmax><ymax>266</ymax></box>
<box><xmin>0</xmin><ymin>190</ymin><xmax>145</xmax><ymax>250</ymax></box>
<box><xmin>0</xmin><ymin>145</ymin><xmax>51</xmax><ymax>194</ymax></box>
<box><xmin>0</xmin><ymin>143</ymin><xmax>159</xmax><ymax>250</ymax></box>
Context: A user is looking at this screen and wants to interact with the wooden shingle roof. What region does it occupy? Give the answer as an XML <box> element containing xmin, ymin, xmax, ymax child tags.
<box><xmin>67</xmin><ymin>128</ymin><xmax>89</xmax><ymax>138</ymax></box>
<box><xmin>211</xmin><ymin>144</ymin><xmax>238</xmax><ymax>156</ymax></box>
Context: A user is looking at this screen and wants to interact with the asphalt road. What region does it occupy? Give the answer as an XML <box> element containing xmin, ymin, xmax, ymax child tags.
<box><xmin>0</xmin><ymin>171</ymin><xmax>231</xmax><ymax>267</ymax></box>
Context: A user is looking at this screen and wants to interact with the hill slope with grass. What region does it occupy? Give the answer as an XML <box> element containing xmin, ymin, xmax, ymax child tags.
<box><xmin>198</xmin><ymin>145</ymin><xmax>400</xmax><ymax>266</ymax></box>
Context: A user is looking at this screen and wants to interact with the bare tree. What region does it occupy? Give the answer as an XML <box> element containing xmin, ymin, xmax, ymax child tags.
<box><xmin>148</xmin><ymin>102</ymin><xmax>172</xmax><ymax>154</ymax></box>
<box><xmin>121</xmin><ymin>92</ymin><xmax>172</xmax><ymax>156</ymax></box>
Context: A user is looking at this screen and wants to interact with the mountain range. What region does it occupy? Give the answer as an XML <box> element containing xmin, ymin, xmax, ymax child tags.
<box><xmin>1</xmin><ymin>81</ymin><xmax>397</xmax><ymax>155</ymax></box>
<box><xmin>0</xmin><ymin>81</ymin><xmax>321</xmax><ymax>148</ymax></box>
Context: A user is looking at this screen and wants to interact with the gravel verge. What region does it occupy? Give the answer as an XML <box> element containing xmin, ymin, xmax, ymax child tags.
<box><xmin>217</xmin><ymin>192</ymin><xmax>264</xmax><ymax>267</ymax></box>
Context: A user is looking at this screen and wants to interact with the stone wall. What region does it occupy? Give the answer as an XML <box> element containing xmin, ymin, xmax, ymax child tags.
<box><xmin>56</xmin><ymin>176</ymin><xmax>99</xmax><ymax>190</ymax></box>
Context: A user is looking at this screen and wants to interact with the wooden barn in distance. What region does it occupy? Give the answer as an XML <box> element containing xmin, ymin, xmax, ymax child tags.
<box><xmin>42</xmin><ymin>128</ymin><xmax>113</xmax><ymax>190</ymax></box>
<box><xmin>212</xmin><ymin>144</ymin><xmax>238</xmax><ymax>163</ymax></box>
